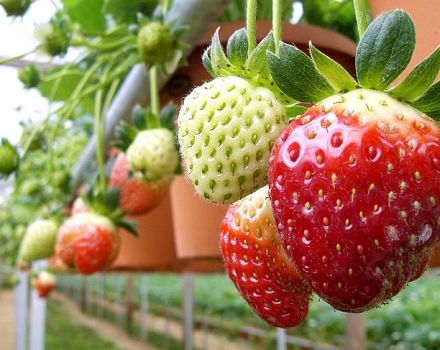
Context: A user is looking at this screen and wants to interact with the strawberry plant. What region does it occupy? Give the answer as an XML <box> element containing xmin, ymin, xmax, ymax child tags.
<box><xmin>266</xmin><ymin>1</ymin><xmax>440</xmax><ymax>312</ymax></box>
<box><xmin>177</xmin><ymin>0</ymin><xmax>298</xmax><ymax>204</ymax></box>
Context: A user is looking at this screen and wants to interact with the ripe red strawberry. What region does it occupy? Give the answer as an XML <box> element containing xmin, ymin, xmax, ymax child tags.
<box><xmin>55</xmin><ymin>213</ymin><xmax>120</xmax><ymax>275</ymax></box>
<box><xmin>268</xmin><ymin>90</ymin><xmax>440</xmax><ymax>312</ymax></box>
<box><xmin>266</xmin><ymin>9</ymin><xmax>440</xmax><ymax>312</ymax></box>
<box><xmin>109</xmin><ymin>153</ymin><xmax>169</xmax><ymax>215</ymax></box>
<box><xmin>32</xmin><ymin>271</ymin><xmax>56</xmax><ymax>298</ymax></box>
<box><xmin>221</xmin><ymin>186</ymin><xmax>311</xmax><ymax>327</ymax></box>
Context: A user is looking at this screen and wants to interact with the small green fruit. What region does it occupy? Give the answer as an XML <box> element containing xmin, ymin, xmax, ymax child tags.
<box><xmin>18</xmin><ymin>64</ymin><xmax>41</xmax><ymax>89</ymax></box>
<box><xmin>0</xmin><ymin>139</ymin><xmax>19</xmax><ymax>176</ymax></box>
<box><xmin>18</xmin><ymin>219</ymin><xmax>58</xmax><ymax>262</ymax></box>
<box><xmin>137</xmin><ymin>21</ymin><xmax>177</xmax><ymax>67</ymax></box>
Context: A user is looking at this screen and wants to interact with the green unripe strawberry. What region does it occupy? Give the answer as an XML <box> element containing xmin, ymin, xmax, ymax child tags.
<box><xmin>19</xmin><ymin>179</ymin><xmax>41</xmax><ymax>196</ymax></box>
<box><xmin>137</xmin><ymin>21</ymin><xmax>177</xmax><ymax>67</ymax></box>
<box><xmin>126</xmin><ymin>128</ymin><xmax>178</xmax><ymax>182</ymax></box>
<box><xmin>178</xmin><ymin>76</ymin><xmax>287</xmax><ymax>203</ymax></box>
<box><xmin>35</xmin><ymin>14</ymin><xmax>70</xmax><ymax>57</ymax></box>
<box><xmin>0</xmin><ymin>0</ymin><xmax>30</xmax><ymax>17</ymax></box>
<box><xmin>0</xmin><ymin>138</ymin><xmax>19</xmax><ymax>177</ymax></box>
<box><xmin>18</xmin><ymin>219</ymin><xmax>58</xmax><ymax>263</ymax></box>
<box><xmin>18</xmin><ymin>64</ymin><xmax>41</xmax><ymax>89</ymax></box>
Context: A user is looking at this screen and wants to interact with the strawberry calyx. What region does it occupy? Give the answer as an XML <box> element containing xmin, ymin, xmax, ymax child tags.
<box><xmin>267</xmin><ymin>10</ymin><xmax>440</xmax><ymax>121</ymax></box>
<box><xmin>202</xmin><ymin>28</ymin><xmax>299</xmax><ymax>112</ymax></box>
<box><xmin>81</xmin><ymin>186</ymin><xmax>138</xmax><ymax>237</ymax></box>
<box><xmin>115</xmin><ymin>103</ymin><xmax>177</xmax><ymax>152</ymax></box>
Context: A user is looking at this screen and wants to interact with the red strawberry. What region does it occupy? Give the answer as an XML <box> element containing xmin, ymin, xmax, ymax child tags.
<box><xmin>268</xmin><ymin>90</ymin><xmax>440</xmax><ymax>312</ymax></box>
<box><xmin>32</xmin><ymin>271</ymin><xmax>56</xmax><ymax>298</ymax></box>
<box><xmin>109</xmin><ymin>153</ymin><xmax>169</xmax><ymax>215</ymax></box>
<box><xmin>55</xmin><ymin>213</ymin><xmax>120</xmax><ymax>275</ymax></box>
<box><xmin>221</xmin><ymin>186</ymin><xmax>311</xmax><ymax>327</ymax></box>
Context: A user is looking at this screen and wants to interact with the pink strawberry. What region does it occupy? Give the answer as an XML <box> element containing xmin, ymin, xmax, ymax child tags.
<box><xmin>109</xmin><ymin>153</ymin><xmax>169</xmax><ymax>215</ymax></box>
<box><xmin>221</xmin><ymin>186</ymin><xmax>311</xmax><ymax>327</ymax></box>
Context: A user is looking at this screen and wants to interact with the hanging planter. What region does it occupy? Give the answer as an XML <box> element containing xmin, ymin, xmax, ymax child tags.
<box><xmin>111</xmin><ymin>193</ymin><xmax>179</xmax><ymax>272</ymax></box>
<box><xmin>163</xmin><ymin>21</ymin><xmax>356</xmax><ymax>268</ymax></box>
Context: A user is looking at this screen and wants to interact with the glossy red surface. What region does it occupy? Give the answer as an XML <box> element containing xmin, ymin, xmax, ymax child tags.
<box><xmin>269</xmin><ymin>106</ymin><xmax>440</xmax><ymax>312</ymax></box>
<box><xmin>221</xmin><ymin>188</ymin><xmax>311</xmax><ymax>327</ymax></box>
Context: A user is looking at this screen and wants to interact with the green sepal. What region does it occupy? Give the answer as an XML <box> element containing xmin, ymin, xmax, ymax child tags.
<box><xmin>210</xmin><ymin>28</ymin><xmax>232</xmax><ymax>76</ymax></box>
<box><xmin>202</xmin><ymin>48</ymin><xmax>215</xmax><ymax>77</ymax></box>
<box><xmin>412</xmin><ymin>81</ymin><xmax>440</xmax><ymax>113</ymax></box>
<box><xmin>247</xmin><ymin>32</ymin><xmax>275</xmax><ymax>78</ymax></box>
<box><xmin>114</xmin><ymin>122</ymin><xmax>139</xmax><ymax>152</ymax></box>
<box><xmin>159</xmin><ymin>103</ymin><xmax>177</xmax><ymax>131</ymax></box>
<box><xmin>226</xmin><ymin>28</ymin><xmax>248</xmax><ymax>67</ymax></box>
<box><xmin>389</xmin><ymin>46</ymin><xmax>440</xmax><ymax>102</ymax></box>
<box><xmin>285</xmin><ymin>105</ymin><xmax>307</xmax><ymax>120</ymax></box>
<box><xmin>132</xmin><ymin>105</ymin><xmax>147</xmax><ymax>130</ymax></box>
<box><xmin>309</xmin><ymin>42</ymin><xmax>357</xmax><ymax>92</ymax></box>
<box><xmin>267</xmin><ymin>42</ymin><xmax>335</xmax><ymax>103</ymax></box>
<box><xmin>103</xmin><ymin>187</ymin><xmax>120</xmax><ymax>212</ymax></box>
<box><xmin>356</xmin><ymin>10</ymin><xmax>415</xmax><ymax>91</ymax></box>
<box><xmin>117</xmin><ymin>218</ymin><xmax>139</xmax><ymax>237</ymax></box>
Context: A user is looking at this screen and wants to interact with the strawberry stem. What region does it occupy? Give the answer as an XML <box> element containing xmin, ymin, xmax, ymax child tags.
<box><xmin>149</xmin><ymin>65</ymin><xmax>161</xmax><ymax>121</ymax></box>
<box><xmin>94</xmin><ymin>88</ymin><xmax>107</xmax><ymax>193</ymax></box>
<box><xmin>0</xmin><ymin>47</ymin><xmax>38</xmax><ymax>65</ymax></box>
<box><xmin>246</xmin><ymin>0</ymin><xmax>257</xmax><ymax>55</ymax></box>
<box><xmin>353</xmin><ymin>0</ymin><xmax>372</xmax><ymax>38</ymax></box>
<box><xmin>273</xmin><ymin>0</ymin><xmax>282</xmax><ymax>55</ymax></box>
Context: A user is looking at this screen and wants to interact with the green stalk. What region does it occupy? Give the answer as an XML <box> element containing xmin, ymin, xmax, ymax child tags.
<box><xmin>353</xmin><ymin>0</ymin><xmax>372</xmax><ymax>38</ymax></box>
<box><xmin>246</xmin><ymin>0</ymin><xmax>258</xmax><ymax>55</ymax></box>
<box><xmin>149</xmin><ymin>65</ymin><xmax>161</xmax><ymax>125</ymax></box>
<box><xmin>94</xmin><ymin>89</ymin><xmax>106</xmax><ymax>193</ymax></box>
<box><xmin>162</xmin><ymin>0</ymin><xmax>171</xmax><ymax>16</ymax></box>
<box><xmin>273</xmin><ymin>0</ymin><xmax>282</xmax><ymax>55</ymax></box>
<box><xmin>0</xmin><ymin>47</ymin><xmax>38</xmax><ymax>65</ymax></box>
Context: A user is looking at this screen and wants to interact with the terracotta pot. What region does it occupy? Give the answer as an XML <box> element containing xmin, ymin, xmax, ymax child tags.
<box><xmin>369</xmin><ymin>0</ymin><xmax>440</xmax><ymax>82</ymax></box>
<box><xmin>111</xmin><ymin>193</ymin><xmax>179</xmax><ymax>272</ymax></box>
<box><xmin>170</xmin><ymin>176</ymin><xmax>227</xmax><ymax>260</ymax></box>
<box><xmin>162</xmin><ymin>22</ymin><xmax>356</xmax><ymax>267</ymax></box>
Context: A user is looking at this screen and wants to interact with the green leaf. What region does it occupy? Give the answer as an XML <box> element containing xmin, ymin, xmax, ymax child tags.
<box><xmin>356</xmin><ymin>10</ymin><xmax>415</xmax><ymax>90</ymax></box>
<box><xmin>202</xmin><ymin>48</ymin><xmax>215</xmax><ymax>77</ymax></box>
<box><xmin>39</xmin><ymin>68</ymin><xmax>85</xmax><ymax>101</ymax></box>
<box><xmin>62</xmin><ymin>0</ymin><xmax>106</xmax><ymax>34</ymax></box>
<box><xmin>267</xmin><ymin>42</ymin><xmax>335</xmax><ymax>103</ymax></box>
<box><xmin>309</xmin><ymin>42</ymin><xmax>357</xmax><ymax>92</ymax></box>
<box><xmin>247</xmin><ymin>32</ymin><xmax>275</xmax><ymax>77</ymax></box>
<box><xmin>104</xmin><ymin>0</ymin><xmax>156</xmax><ymax>24</ymax></box>
<box><xmin>132</xmin><ymin>105</ymin><xmax>147</xmax><ymax>130</ymax></box>
<box><xmin>210</xmin><ymin>28</ymin><xmax>232</xmax><ymax>76</ymax></box>
<box><xmin>118</xmin><ymin>219</ymin><xmax>139</xmax><ymax>237</ymax></box>
<box><xmin>389</xmin><ymin>46</ymin><xmax>440</xmax><ymax>102</ymax></box>
<box><xmin>412</xmin><ymin>81</ymin><xmax>440</xmax><ymax>113</ymax></box>
<box><xmin>285</xmin><ymin>105</ymin><xmax>307</xmax><ymax>119</ymax></box>
<box><xmin>226</xmin><ymin>28</ymin><xmax>248</xmax><ymax>66</ymax></box>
